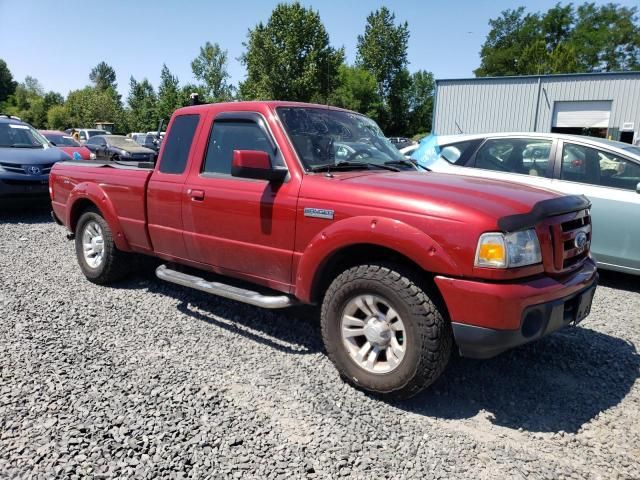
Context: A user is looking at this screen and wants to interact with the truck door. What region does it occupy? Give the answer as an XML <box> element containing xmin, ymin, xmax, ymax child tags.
<box><xmin>147</xmin><ymin>113</ymin><xmax>202</xmax><ymax>260</ymax></box>
<box><xmin>181</xmin><ymin>111</ymin><xmax>299</xmax><ymax>290</ymax></box>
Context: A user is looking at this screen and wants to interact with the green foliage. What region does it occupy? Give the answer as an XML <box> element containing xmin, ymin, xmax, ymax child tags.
<box><xmin>0</xmin><ymin>59</ymin><xmax>17</xmax><ymax>104</ymax></box>
<box><xmin>239</xmin><ymin>2</ymin><xmax>344</xmax><ymax>102</ymax></box>
<box><xmin>127</xmin><ymin>77</ymin><xmax>158</xmax><ymax>132</ymax></box>
<box><xmin>47</xmin><ymin>104</ymin><xmax>70</xmax><ymax>130</ymax></box>
<box><xmin>476</xmin><ymin>3</ymin><xmax>640</xmax><ymax>76</ymax></box>
<box><xmin>89</xmin><ymin>61</ymin><xmax>118</xmax><ymax>91</ymax></box>
<box><xmin>65</xmin><ymin>86</ymin><xmax>126</xmax><ymax>131</ymax></box>
<box><xmin>191</xmin><ymin>42</ymin><xmax>233</xmax><ymax>102</ymax></box>
<box><xmin>356</xmin><ymin>7</ymin><xmax>413</xmax><ymax>134</ymax></box>
<box><xmin>157</xmin><ymin>64</ymin><xmax>182</xmax><ymax>123</ymax></box>
<box><xmin>356</xmin><ymin>7</ymin><xmax>409</xmax><ymax>99</ymax></box>
<box><xmin>328</xmin><ymin>65</ymin><xmax>381</xmax><ymax>118</ymax></box>
<box><xmin>407</xmin><ymin>70</ymin><xmax>435</xmax><ymax>136</ymax></box>
<box><xmin>3</xmin><ymin>76</ymin><xmax>49</xmax><ymax>127</ymax></box>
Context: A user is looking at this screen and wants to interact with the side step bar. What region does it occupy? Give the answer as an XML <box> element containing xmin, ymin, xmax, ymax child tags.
<box><xmin>155</xmin><ymin>264</ymin><xmax>296</xmax><ymax>309</ymax></box>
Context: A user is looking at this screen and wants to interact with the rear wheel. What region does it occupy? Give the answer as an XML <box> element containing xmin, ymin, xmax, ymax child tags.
<box><xmin>321</xmin><ymin>264</ymin><xmax>452</xmax><ymax>399</ymax></box>
<box><xmin>75</xmin><ymin>208</ymin><xmax>130</xmax><ymax>284</ymax></box>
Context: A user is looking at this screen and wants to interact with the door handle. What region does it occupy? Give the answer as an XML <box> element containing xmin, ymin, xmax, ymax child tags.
<box><xmin>188</xmin><ymin>189</ymin><xmax>205</xmax><ymax>201</ymax></box>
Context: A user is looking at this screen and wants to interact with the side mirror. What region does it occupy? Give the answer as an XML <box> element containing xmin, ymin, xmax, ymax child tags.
<box><xmin>231</xmin><ymin>150</ymin><xmax>287</xmax><ymax>182</ymax></box>
<box><xmin>636</xmin><ymin>182</ymin><xmax>640</xmax><ymax>194</ymax></box>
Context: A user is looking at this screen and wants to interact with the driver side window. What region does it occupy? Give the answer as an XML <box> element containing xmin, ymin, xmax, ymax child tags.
<box><xmin>474</xmin><ymin>138</ymin><xmax>552</xmax><ymax>178</ymax></box>
<box><xmin>203</xmin><ymin>121</ymin><xmax>279</xmax><ymax>175</ymax></box>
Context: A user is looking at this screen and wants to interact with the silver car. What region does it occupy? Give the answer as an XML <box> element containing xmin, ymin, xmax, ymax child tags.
<box><xmin>412</xmin><ymin>132</ymin><xmax>640</xmax><ymax>275</ymax></box>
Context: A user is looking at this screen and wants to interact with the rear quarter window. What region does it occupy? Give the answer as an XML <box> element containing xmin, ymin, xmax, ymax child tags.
<box><xmin>159</xmin><ymin>114</ymin><xmax>200</xmax><ymax>174</ymax></box>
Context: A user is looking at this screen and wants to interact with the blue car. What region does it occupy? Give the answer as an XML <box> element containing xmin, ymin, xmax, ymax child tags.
<box><xmin>0</xmin><ymin>115</ymin><xmax>71</xmax><ymax>200</ymax></box>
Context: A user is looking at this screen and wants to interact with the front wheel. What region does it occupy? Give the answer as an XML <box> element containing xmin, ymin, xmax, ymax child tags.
<box><xmin>75</xmin><ymin>208</ymin><xmax>130</xmax><ymax>284</ymax></box>
<box><xmin>321</xmin><ymin>264</ymin><xmax>452</xmax><ymax>399</ymax></box>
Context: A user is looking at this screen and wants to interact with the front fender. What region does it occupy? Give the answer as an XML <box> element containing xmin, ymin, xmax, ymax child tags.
<box><xmin>66</xmin><ymin>182</ymin><xmax>131</xmax><ymax>251</ymax></box>
<box><xmin>294</xmin><ymin>216</ymin><xmax>460</xmax><ymax>302</ymax></box>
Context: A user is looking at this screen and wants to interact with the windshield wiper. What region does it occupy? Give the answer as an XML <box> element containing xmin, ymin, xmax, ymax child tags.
<box><xmin>384</xmin><ymin>159</ymin><xmax>429</xmax><ymax>171</ymax></box>
<box><xmin>309</xmin><ymin>160</ymin><xmax>400</xmax><ymax>173</ymax></box>
<box><xmin>8</xmin><ymin>144</ymin><xmax>43</xmax><ymax>149</ymax></box>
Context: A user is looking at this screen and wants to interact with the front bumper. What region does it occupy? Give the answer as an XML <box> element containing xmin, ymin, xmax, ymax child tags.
<box><xmin>435</xmin><ymin>258</ymin><xmax>598</xmax><ymax>359</ymax></box>
<box><xmin>0</xmin><ymin>177</ymin><xmax>49</xmax><ymax>198</ymax></box>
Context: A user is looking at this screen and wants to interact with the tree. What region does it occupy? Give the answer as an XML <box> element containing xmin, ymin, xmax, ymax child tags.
<box><xmin>475</xmin><ymin>7</ymin><xmax>541</xmax><ymax>76</ymax></box>
<box><xmin>191</xmin><ymin>42</ymin><xmax>232</xmax><ymax>102</ymax></box>
<box><xmin>239</xmin><ymin>2</ymin><xmax>344</xmax><ymax>102</ymax></box>
<box><xmin>407</xmin><ymin>70</ymin><xmax>435</xmax><ymax>136</ymax></box>
<box><xmin>3</xmin><ymin>76</ymin><xmax>47</xmax><ymax>127</ymax></box>
<box><xmin>89</xmin><ymin>61</ymin><xmax>118</xmax><ymax>91</ymax></box>
<box><xmin>157</xmin><ymin>64</ymin><xmax>182</xmax><ymax>122</ymax></box>
<box><xmin>65</xmin><ymin>87</ymin><xmax>125</xmax><ymax>131</ymax></box>
<box><xmin>357</xmin><ymin>7</ymin><xmax>409</xmax><ymax>99</ymax></box>
<box><xmin>0</xmin><ymin>59</ymin><xmax>17</xmax><ymax>104</ymax></box>
<box><xmin>476</xmin><ymin>3</ymin><xmax>640</xmax><ymax>76</ymax></box>
<box><xmin>127</xmin><ymin>77</ymin><xmax>158</xmax><ymax>132</ymax></box>
<box><xmin>47</xmin><ymin>104</ymin><xmax>70</xmax><ymax>130</ymax></box>
<box><xmin>329</xmin><ymin>65</ymin><xmax>381</xmax><ymax>118</ymax></box>
<box><xmin>571</xmin><ymin>3</ymin><xmax>640</xmax><ymax>72</ymax></box>
<box><xmin>356</xmin><ymin>7</ymin><xmax>411</xmax><ymax>134</ymax></box>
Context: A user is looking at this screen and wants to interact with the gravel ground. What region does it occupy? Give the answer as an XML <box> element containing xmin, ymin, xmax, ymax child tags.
<box><xmin>0</xmin><ymin>203</ymin><xmax>639</xmax><ymax>479</ymax></box>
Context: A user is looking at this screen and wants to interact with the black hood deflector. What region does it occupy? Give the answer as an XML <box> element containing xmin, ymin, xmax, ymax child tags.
<box><xmin>498</xmin><ymin>195</ymin><xmax>591</xmax><ymax>232</ymax></box>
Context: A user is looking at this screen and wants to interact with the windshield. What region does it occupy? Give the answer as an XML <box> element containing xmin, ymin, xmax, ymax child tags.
<box><xmin>44</xmin><ymin>133</ymin><xmax>81</xmax><ymax>147</ymax></box>
<box><xmin>108</xmin><ymin>136</ymin><xmax>140</xmax><ymax>149</ymax></box>
<box><xmin>0</xmin><ymin>123</ymin><xmax>49</xmax><ymax>148</ymax></box>
<box><xmin>277</xmin><ymin>107</ymin><xmax>405</xmax><ymax>170</ymax></box>
<box><xmin>87</xmin><ymin>130</ymin><xmax>108</xmax><ymax>138</ymax></box>
<box><xmin>410</xmin><ymin>134</ymin><xmax>457</xmax><ymax>169</ymax></box>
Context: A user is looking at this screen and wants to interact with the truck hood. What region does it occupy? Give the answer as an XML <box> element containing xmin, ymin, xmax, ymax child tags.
<box><xmin>335</xmin><ymin>170</ymin><xmax>563</xmax><ymax>221</ymax></box>
<box><xmin>0</xmin><ymin>146</ymin><xmax>71</xmax><ymax>164</ymax></box>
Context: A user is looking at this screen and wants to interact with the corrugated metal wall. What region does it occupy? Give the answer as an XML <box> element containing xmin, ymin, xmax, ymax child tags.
<box><xmin>433</xmin><ymin>73</ymin><xmax>640</xmax><ymax>141</ymax></box>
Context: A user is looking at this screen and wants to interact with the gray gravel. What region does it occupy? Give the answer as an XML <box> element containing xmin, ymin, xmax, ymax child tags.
<box><xmin>0</xmin><ymin>204</ymin><xmax>639</xmax><ymax>479</ymax></box>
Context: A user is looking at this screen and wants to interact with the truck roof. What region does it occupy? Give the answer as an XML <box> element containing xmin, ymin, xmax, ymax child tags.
<box><xmin>173</xmin><ymin>100</ymin><xmax>356</xmax><ymax>117</ymax></box>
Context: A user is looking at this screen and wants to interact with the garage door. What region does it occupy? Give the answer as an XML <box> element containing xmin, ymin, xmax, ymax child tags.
<box><xmin>552</xmin><ymin>101</ymin><xmax>611</xmax><ymax>128</ymax></box>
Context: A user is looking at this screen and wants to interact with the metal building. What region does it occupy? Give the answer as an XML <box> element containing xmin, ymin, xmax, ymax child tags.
<box><xmin>432</xmin><ymin>71</ymin><xmax>640</xmax><ymax>144</ymax></box>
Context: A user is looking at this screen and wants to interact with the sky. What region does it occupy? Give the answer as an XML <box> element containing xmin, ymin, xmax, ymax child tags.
<box><xmin>1</xmin><ymin>0</ymin><xmax>638</xmax><ymax>99</ymax></box>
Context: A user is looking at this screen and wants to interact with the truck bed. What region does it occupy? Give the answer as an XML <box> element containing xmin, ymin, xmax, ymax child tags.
<box><xmin>50</xmin><ymin>160</ymin><xmax>155</xmax><ymax>251</ymax></box>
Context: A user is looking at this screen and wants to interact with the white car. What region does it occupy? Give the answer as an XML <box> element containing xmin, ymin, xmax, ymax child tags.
<box><xmin>411</xmin><ymin>132</ymin><xmax>640</xmax><ymax>275</ymax></box>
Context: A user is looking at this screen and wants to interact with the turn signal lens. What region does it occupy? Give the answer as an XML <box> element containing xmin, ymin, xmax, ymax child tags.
<box><xmin>475</xmin><ymin>233</ymin><xmax>507</xmax><ymax>268</ymax></box>
<box><xmin>475</xmin><ymin>230</ymin><xmax>542</xmax><ymax>269</ymax></box>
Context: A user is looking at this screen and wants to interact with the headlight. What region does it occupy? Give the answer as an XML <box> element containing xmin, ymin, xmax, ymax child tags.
<box><xmin>475</xmin><ymin>229</ymin><xmax>541</xmax><ymax>268</ymax></box>
<box><xmin>89</xmin><ymin>153</ymin><xmax>96</xmax><ymax>160</ymax></box>
<box><xmin>121</xmin><ymin>150</ymin><xmax>130</xmax><ymax>156</ymax></box>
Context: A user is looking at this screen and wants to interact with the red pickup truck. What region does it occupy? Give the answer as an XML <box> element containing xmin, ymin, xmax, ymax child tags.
<box><xmin>50</xmin><ymin>101</ymin><xmax>597</xmax><ymax>398</ymax></box>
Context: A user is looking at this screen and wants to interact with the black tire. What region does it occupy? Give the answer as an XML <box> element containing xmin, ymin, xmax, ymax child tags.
<box><xmin>75</xmin><ymin>207</ymin><xmax>130</xmax><ymax>284</ymax></box>
<box><xmin>321</xmin><ymin>263</ymin><xmax>452</xmax><ymax>400</ymax></box>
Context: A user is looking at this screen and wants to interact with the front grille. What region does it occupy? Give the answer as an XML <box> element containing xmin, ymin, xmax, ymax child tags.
<box><xmin>540</xmin><ymin>209</ymin><xmax>591</xmax><ymax>274</ymax></box>
<box><xmin>0</xmin><ymin>162</ymin><xmax>55</xmax><ymax>175</ymax></box>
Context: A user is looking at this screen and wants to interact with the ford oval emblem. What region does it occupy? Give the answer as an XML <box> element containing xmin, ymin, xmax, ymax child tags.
<box><xmin>73</xmin><ymin>151</ymin><xmax>82</xmax><ymax>160</ymax></box>
<box><xmin>575</xmin><ymin>231</ymin><xmax>588</xmax><ymax>250</ymax></box>
<box><xmin>27</xmin><ymin>165</ymin><xmax>41</xmax><ymax>175</ymax></box>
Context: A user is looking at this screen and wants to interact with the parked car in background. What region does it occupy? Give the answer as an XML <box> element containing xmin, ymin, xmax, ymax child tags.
<box><xmin>84</xmin><ymin>135</ymin><xmax>156</xmax><ymax>162</ymax></box>
<box><xmin>0</xmin><ymin>116</ymin><xmax>70</xmax><ymax>199</ymax></box>
<box><xmin>51</xmin><ymin>101</ymin><xmax>598</xmax><ymax>399</ymax></box>
<box><xmin>133</xmin><ymin>133</ymin><xmax>160</xmax><ymax>152</ymax></box>
<box><xmin>411</xmin><ymin>132</ymin><xmax>640</xmax><ymax>275</ymax></box>
<box><xmin>388</xmin><ymin>136</ymin><xmax>415</xmax><ymax>150</ymax></box>
<box><xmin>400</xmin><ymin>143</ymin><xmax>419</xmax><ymax>157</ymax></box>
<box><xmin>65</xmin><ymin>128</ymin><xmax>109</xmax><ymax>143</ymax></box>
<box><xmin>40</xmin><ymin>130</ymin><xmax>95</xmax><ymax>160</ymax></box>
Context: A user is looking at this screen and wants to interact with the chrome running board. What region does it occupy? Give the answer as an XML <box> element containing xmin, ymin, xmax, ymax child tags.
<box><xmin>155</xmin><ymin>264</ymin><xmax>296</xmax><ymax>309</ymax></box>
